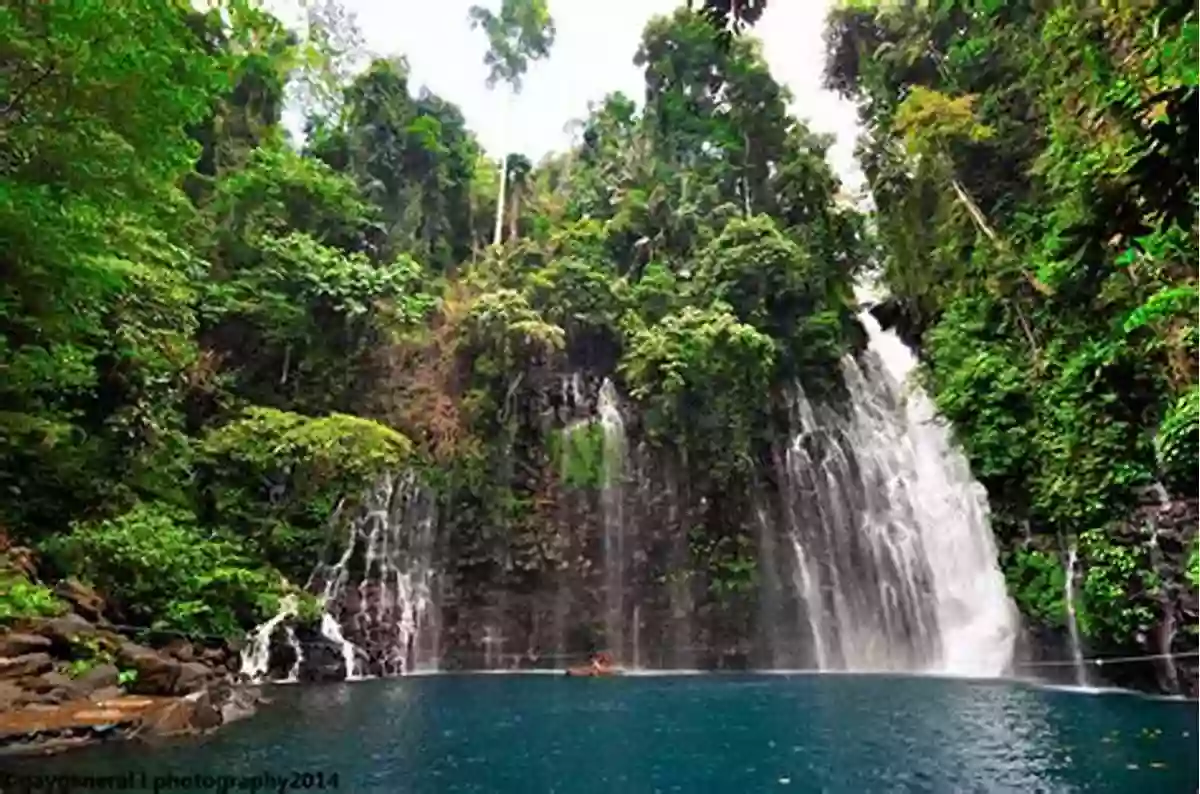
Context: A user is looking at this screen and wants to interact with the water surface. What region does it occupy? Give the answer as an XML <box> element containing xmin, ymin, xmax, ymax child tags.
<box><xmin>17</xmin><ymin>674</ymin><xmax>1197</xmax><ymax>793</ymax></box>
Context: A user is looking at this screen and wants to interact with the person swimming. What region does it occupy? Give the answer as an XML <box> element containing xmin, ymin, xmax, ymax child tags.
<box><xmin>566</xmin><ymin>651</ymin><xmax>616</xmax><ymax>676</ymax></box>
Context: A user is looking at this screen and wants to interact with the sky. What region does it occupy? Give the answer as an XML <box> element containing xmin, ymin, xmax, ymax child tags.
<box><xmin>274</xmin><ymin>0</ymin><xmax>863</xmax><ymax>190</ymax></box>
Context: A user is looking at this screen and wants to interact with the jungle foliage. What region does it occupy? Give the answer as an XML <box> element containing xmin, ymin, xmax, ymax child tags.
<box><xmin>7</xmin><ymin>0</ymin><xmax>1191</xmax><ymax>660</ymax></box>
<box><xmin>0</xmin><ymin>1</ymin><xmax>863</xmax><ymax>635</ymax></box>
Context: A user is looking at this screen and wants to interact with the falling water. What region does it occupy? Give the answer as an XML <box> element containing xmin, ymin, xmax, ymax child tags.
<box><xmin>307</xmin><ymin>471</ymin><xmax>439</xmax><ymax>678</ymax></box>
<box><xmin>790</xmin><ymin>540</ymin><xmax>828</xmax><ymax>669</ymax></box>
<box><xmin>283</xmin><ymin>626</ymin><xmax>303</xmax><ymax>683</ymax></box>
<box><xmin>1063</xmin><ymin>543</ymin><xmax>1088</xmax><ymax>687</ymax></box>
<box><xmin>483</xmin><ymin>625</ymin><xmax>502</xmax><ymax>670</ymax></box>
<box><xmin>320</xmin><ymin>612</ymin><xmax>361</xmax><ymax>681</ymax></box>
<box><xmin>240</xmin><ymin>594</ymin><xmax>298</xmax><ymax>682</ymax></box>
<box><xmin>1144</xmin><ymin>521</ymin><xmax>1180</xmax><ymax>693</ymax></box>
<box><xmin>598</xmin><ymin>378</ymin><xmax>628</xmax><ymax>662</ymax></box>
<box><xmin>631</xmin><ymin>605</ymin><xmax>641</xmax><ymax>670</ymax></box>
<box><xmin>780</xmin><ymin>309</ymin><xmax>1018</xmax><ymax>676</ymax></box>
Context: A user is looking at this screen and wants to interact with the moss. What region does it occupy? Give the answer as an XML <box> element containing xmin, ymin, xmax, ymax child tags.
<box><xmin>549</xmin><ymin>421</ymin><xmax>607</xmax><ymax>490</ymax></box>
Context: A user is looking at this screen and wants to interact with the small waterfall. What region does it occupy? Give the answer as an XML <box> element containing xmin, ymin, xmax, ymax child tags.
<box><xmin>598</xmin><ymin>378</ymin><xmax>628</xmax><ymax>662</ymax></box>
<box><xmin>483</xmin><ymin>624</ymin><xmax>502</xmax><ymax>670</ymax></box>
<box><xmin>283</xmin><ymin>626</ymin><xmax>303</xmax><ymax>683</ymax></box>
<box><xmin>779</xmin><ymin>310</ymin><xmax>1018</xmax><ymax>675</ymax></box>
<box><xmin>307</xmin><ymin>471</ymin><xmax>439</xmax><ymax>678</ymax></box>
<box><xmin>240</xmin><ymin>594</ymin><xmax>298</xmax><ymax>682</ymax></box>
<box><xmin>321</xmin><ymin>612</ymin><xmax>361</xmax><ymax>681</ymax></box>
<box><xmin>1144</xmin><ymin>520</ymin><xmax>1181</xmax><ymax>693</ymax></box>
<box><xmin>631</xmin><ymin>605</ymin><xmax>641</xmax><ymax>669</ymax></box>
<box><xmin>1063</xmin><ymin>543</ymin><xmax>1088</xmax><ymax>687</ymax></box>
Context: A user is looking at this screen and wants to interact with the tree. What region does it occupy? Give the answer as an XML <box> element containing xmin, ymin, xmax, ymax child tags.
<box><xmin>467</xmin><ymin>0</ymin><xmax>556</xmax><ymax>246</ymax></box>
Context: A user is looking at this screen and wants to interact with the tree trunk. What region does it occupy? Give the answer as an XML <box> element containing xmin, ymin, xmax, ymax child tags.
<box><xmin>508</xmin><ymin>188</ymin><xmax>520</xmax><ymax>242</ymax></box>
<box><xmin>493</xmin><ymin>154</ymin><xmax>507</xmax><ymax>246</ymax></box>
<box><xmin>741</xmin><ymin>130</ymin><xmax>752</xmax><ymax>217</ymax></box>
<box><xmin>492</xmin><ymin>93</ymin><xmax>511</xmax><ymax>247</ymax></box>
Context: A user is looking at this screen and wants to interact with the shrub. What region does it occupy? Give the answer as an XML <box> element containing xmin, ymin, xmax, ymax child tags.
<box><xmin>41</xmin><ymin>502</ymin><xmax>287</xmax><ymax>638</ymax></box>
<box><xmin>201</xmin><ymin>407</ymin><xmax>414</xmax><ymax>579</ymax></box>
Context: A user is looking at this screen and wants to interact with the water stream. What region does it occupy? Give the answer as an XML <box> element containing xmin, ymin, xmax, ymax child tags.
<box><xmin>598</xmin><ymin>377</ymin><xmax>628</xmax><ymax>662</ymax></box>
<box><xmin>1063</xmin><ymin>542</ymin><xmax>1089</xmax><ymax>688</ymax></box>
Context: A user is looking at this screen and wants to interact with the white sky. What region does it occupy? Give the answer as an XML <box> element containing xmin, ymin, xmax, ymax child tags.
<box><xmin>276</xmin><ymin>0</ymin><xmax>862</xmax><ymax>190</ymax></box>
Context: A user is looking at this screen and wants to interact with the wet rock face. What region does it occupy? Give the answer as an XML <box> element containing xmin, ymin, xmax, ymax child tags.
<box><xmin>258</xmin><ymin>372</ymin><xmax>768</xmax><ymax>679</ymax></box>
<box><xmin>1006</xmin><ymin>496</ymin><xmax>1199</xmax><ymax>698</ymax></box>
<box><xmin>258</xmin><ymin>371</ymin><xmax>1190</xmax><ymax>696</ymax></box>
<box><xmin>294</xmin><ymin>632</ymin><xmax>348</xmax><ymax>683</ymax></box>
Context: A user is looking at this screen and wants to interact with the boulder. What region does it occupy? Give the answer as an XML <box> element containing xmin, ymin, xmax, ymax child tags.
<box><xmin>172</xmin><ymin>662</ymin><xmax>212</xmax><ymax>695</ymax></box>
<box><xmin>32</xmin><ymin>613</ymin><xmax>96</xmax><ymax>653</ymax></box>
<box><xmin>89</xmin><ymin>685</ymin><xmax>126</xmax><ymax>703</ymax></box>
<box><xmin>161</xmin><ymin>638</ymin><xmax>195</xmax><ymax>663</ymax></box>
<box><xmin>2</xmin><ymin>545</ymin><xmax>38</xmax><ymax>580</ymax></box>
<box><xmin>185</xmin><ymin>690</ymin><xmax>222</xmax><ymax>732</ymax></box>
<box><xmin>117</xmin><ymin>642</ymin><xmax>180</xmax><ymax>696</ymax></box>
<box><xmin>24</xmin><ymin>671</ymin><xmax>82</xmax><ymax>696</ymax></box>
<box><xmin>0</xmin><ymin>680</ymin><xmax>28</xmax><ymax>710</ymax></box>
<box><xmin>217</xmin><ymin>685</ymin><xmax>261</xmax><ymax>725</ymax></box>
<box><xmin>75</xmin><ymin>663</ymin><xmax>119</xmax><ymax>694</ymax></box>
<box><xmin>0</xmin><ymin>632</ymin><xmax>51</xmax><ymax>658</ymax></box>
<box><xmin>141</xmin><ymin>699</ymin><xmax>199</xmax><ymax>736</ymax></box>
<box><xmin>52</xmin><ymin>579</ymin><xmax>106</xmax><ymax>621</ymax></box>
<box><xmin>0</xmin><ymin>654</ymin><xmax>52</xmax><ymax>680</ymax></box>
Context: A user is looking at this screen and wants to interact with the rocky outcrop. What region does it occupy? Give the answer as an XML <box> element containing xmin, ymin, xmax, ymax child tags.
<box><xmin>0</xmin><ymin>654</ymin><xmax>53</xmax><ymax>680</ymax></box>
<box><xmin>0</xmin><ymin>688</ymin><xmax>263</xmax><ymax>758</ymax></box>
<box><xmin>52</xmin><ymin>579</ymin><xmax>106</xmax><ymax>622</ymax></box>
<box><xmin>0</xmin><ymin>633</ymin><xmax>51</xmax><ymax>658</ymax></box>
<box><xmin>0</xmin><ymin>611</ymin><xmax>261</xmax><ymax>757</ymax></box>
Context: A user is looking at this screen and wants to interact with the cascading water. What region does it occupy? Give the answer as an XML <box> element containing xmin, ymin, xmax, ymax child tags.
<box><xmin>780</xmin><ymin>308</ymin><xmax>1019</xmax><ymax>676</ymax></box>
<box><xmin>1063</xmin><ymin>543</ymin><xmax>1089</xmax><ymax>688</ymax></box>
<box><xmin>307</xmin><ymin>471</ymin><xmax>440</xmax><ymax>678</ymax></box>
<box><xmin>283</xmin><ymin>626</ymin><xmax>303</xmax><ymax>683</ymax></box>
<box><xmin>597</xmin><ymin>377</ymin><xmax>628</xmax><ymax>662</ymax></box>
<box><xmin>241</xmin><ymin>311</ymin><xmax>1021</xmax><ymax>679</ymax></box>
<box><xmin>240</xmin><ymin>594</ymin><xmax>298</xmax><ymax>682</ymax></box>
<box><xmin>1143</xmin><ymin>516</ymin><xmax>1181</xmax><ymax>693</ymax></box>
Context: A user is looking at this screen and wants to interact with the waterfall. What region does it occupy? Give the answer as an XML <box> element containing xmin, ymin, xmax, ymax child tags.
<box><xmin>790</xmin><ymin>539</ymin><xmax>828</xmax><ymax>669</ymax></box>
<box><xmin>308</xmin><ymin>471</ymin><xmax>440</xmax><ymax>678</ymax></box>
<box><xmin>240</xmin><ymin>594</ymin><xmax>298</xmax><ymax>682</ymax></box>
<box><xmin>598</xmin><ymin>378</ymin><xmax>628</xmax><ymax>662</ymax></box>
<box><xmin>283</xmin><ymin>625</ymin><xmax>303</xmax><ymax>683</ymax></box>
<box><xmin>631</xmin><ymin>604</ymin><xmax>641</xmax><ymax>669</ymax></box>
<box><xmin>1144</xmin><ymin>520</ymin><xmax>1181</xmax><ymax>693</ymax></box>
<box><xmin>1063</xmin><ymin>543</ymin><xmax>1088</xmax><ymax>687</ymax></box>
<box><xmin>779</xmin><ymin>310</ymin><xmax>1018</xmax><ymax>676</ymax></box>
<box><xmin>320</xmin><ymin>612</ymin><xmax>361</xmax><ymax>681</ymax></box>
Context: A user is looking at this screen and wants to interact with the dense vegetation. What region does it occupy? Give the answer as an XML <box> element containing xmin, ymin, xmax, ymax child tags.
<box><xmin>817</xmin><ymin>0</ymin><xmax>1198</xmax><ymax>657</ymax></box>
<box><xmin>0</xmin><ymin>0</ymin><xmax>863</xmax><ymax>642</ymax></box>
<box><xmin>2</xmin><ymin>0</ymin><xmax>1195</xmax><ymax>675</ymax></box>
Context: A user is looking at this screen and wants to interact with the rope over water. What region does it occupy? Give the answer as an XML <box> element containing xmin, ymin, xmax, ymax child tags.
<box><xmin>96</xmin><ymin>623</ymin><xmax>1199</xmax><ymax>672</ymax></box>
<box><xmin>1012</xmin><ymin>651</ymin><xmax>1200</xmax><ymax>669</ymax></box>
